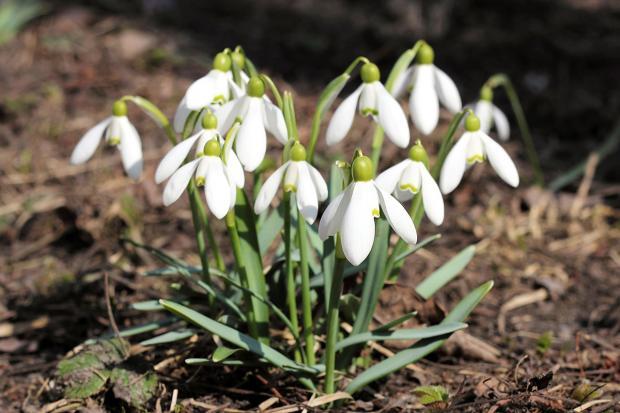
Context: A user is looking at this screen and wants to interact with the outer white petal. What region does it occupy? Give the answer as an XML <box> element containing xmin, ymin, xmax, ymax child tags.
<box><xmin>307</xmin><ymin>163</ymin><xmax>328</xmax><ymax>202</ymax></box>
<box><xmin>375</xmin><ymin>159</ymin><xmax>410</xmax><ymax>193</ymax></box>
<box><xmin>204</xmin><ymin>158</ymin><xmax>232</xmax><ymax>219</ymax></box>
<box><xmin>70</xmin><ymin>117</ymin><xmax>110</xmax><ymax>164</ymax></box>
<box><xmin>439</xmin><ymin>133</ymin><xmax>471</xmax><ymax>194</ymax></box>
<box><xmin>173</xmin><ymin>96</ymin><xmax>192</xmax><ymax>133</ymax></box>
<box><xmin>410</xmin><ymin>65</ymin><xmax>439</xmax><ymax>135</ymax></box>
<box><xmin>376</xmin><ymin>83</ymin><xmax>410</xmax><ymax>148</ymax></box>
<box><xmin>318</xmin><ymin>185</ymin><xmax>353</xmax><ymax>240</ymax></box>
<box><xmin>375</xmin><ymin>185</ymin><xmax>417</xmax><ymax>245</ymax></box>
<box><xmin>474</xmin><ymin>100</ymin><xmax>494</xmax><ymax>134</ymax></box>
<box><xmin>391</xmin><ymin>66</ymin><xmax>414</xmax><ymax>99</ymax></box>
<box><xmin>228</xmin><ymin>77</ymin><xmax>245</xmax><ymax>99</ymax></box>
<box><xmin>235</xmin><ymin>97</ymin><xmax>266</xmax><ymax>171</ymax></box>
<box><xmin>185</xmin><ymin>74</ymin><xmax>216</xmax><ymax>110</ymax></box>
<box><xmin>262</xmin><ymin>98</ymin><xmax>288</xmax><ymax>144</ymax></box>
<box><xmin>118</xmin><ymin>117</ymin><xmax>143</xmax><ymax>179</ymax></box>
<box><xmin>295</xmin><ymin>163</ymin><xmax>319</xmax><ymax>224</ymax></box>
<box><xmin>325</xmin><ymin>85</ymin><xmax>363</xmax><ymax>145</ymax></box>
<box><xmin>155</xmin><ymin>133</ymin><xmax>201</xmax><ymax>183</ymax></box>
<box><xmin>253</xmin><ymin>161</ymin><xmax>289</xmax><ymax>214</ymax></box>
<box><xmin>340</xmin><ymin>182</ymin><xmax>377</xmax><ymax>265</ymax></box>
<box><xmin>216</xmin><ymin>97</ymin><xmax>245</xmax><ymax>135</ymax></box>
<box><xmin>162</xmin><ymin>158</ymin><xmax>200</xmax><ymax>206</ymax></box>
<box><xmin>480</xmin><ymin>133</ymin><xmax>519</xmax><ymax>187</ymax></box>
<box><xmin>433</xmin><ymin>66</ymin><xmax>462</xmax><ymax>113</ymax></box>
<box><xmin>492</xmin><ymin>104</ymin><xmax>510</xmax><ymax>141</ymax></box>
<box><xmin>419</xmin><ymin>165</ymin><xmax>444</xmax><ymax>225</ymax></box>
<box><xmin>225</xmin><ymin>150</ymin><xmax>245</xmax><ymax>188</ymax></box>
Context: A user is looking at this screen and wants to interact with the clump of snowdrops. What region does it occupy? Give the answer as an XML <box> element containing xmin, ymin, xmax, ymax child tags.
<box><xmin>71</xmin><ymin>42</ymin><xmax>535</xmax><ymax>396</ymax></box>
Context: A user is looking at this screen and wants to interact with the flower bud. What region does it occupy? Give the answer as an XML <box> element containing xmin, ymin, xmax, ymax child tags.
<box><xmin>465</xmin><ymin>114</ymin><xmax>481</xmax><ymax>132</ymax></box>
<box><xmin>290</xmin><ymin>142</ymin><xmax>307</xmax><ymax>161</ymax></box>
<box><xmin>213</xmin><ymin>52</ymin><xmax>232</xmax><ymax>72</ymax></box>
<box><xmin>360</xmin><ymin>62</ymin><xmax>380</xmax><ymax>83</ymax></box>
<box><xmin>416</xmin><ymin>43</ymin><xmax>435</xmax><ymax>65</ymax></box>
<box><xmin>203</xmin><ymin>139</ymin><xmax>221</xmax><ymax>157</ymax></box>
<box><xmin>247</xmin><ymin>76</ymin><xmax>265</xmax><ymax>97</ymax></box>
<box><xmin>231</xmin><ymin>50</ymin><xmax>245</xmax><ymax>70</ymax></box>
<box><xmin>112</xmin><ymin>100</ymin><xmax>128</xmax><ymax>117</ymax></box>
<box><xmin>202</xmin><ymin>112</ymin><xmax>218</xmax><ymax>130</ymax></box>
<box><xmin>351</xmin><ymin>155</ymin><xmax>373</xmax><ymax>182</ymax></box>
<box><xmin>409</xmin><ymin>140</ymin><xmax>429</xmax><ymax>168</ymax></box>
<box><xmin>480</xmin><ymin>85</ymin><xmax>493</xmax><ymax>102</ymax></box>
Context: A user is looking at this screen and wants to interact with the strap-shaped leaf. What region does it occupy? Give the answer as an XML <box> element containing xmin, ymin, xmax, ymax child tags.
<box><xmin>373</xmin><ymin>311</ymin><xmax>418</xmax><ymax>333</ymax></box>
<box><xmin>212</xmin><ymin>346</ymin><xmax>242</xmax><ymax>362</ymax></box>
<box><xmin>85</xmin><ymin>318</ymin><xmax>175</xmax><ymax>344</ymax></box>
<box><xmin>415</xmin><ymin>245</ymin><xmax>475</xmax><ymax>300</ymax></box>
<box><xmin>258</xmin><ymin>204</ymin><xmax>285</xmax><ymax>255</ymax></box>
<box><xmin>140</xmin><ymin>330</ymin><xmax>195</xmax><ymax>346</ymax></box>
<box><xmin>345</xmin><ymin>281</ymin><xmax>493</xmax><ymax>394</ymax></box>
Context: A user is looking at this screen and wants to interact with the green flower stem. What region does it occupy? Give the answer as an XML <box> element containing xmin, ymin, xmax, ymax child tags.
<box><xmin>225</xmin><ymin>210</ymin><xmax>259</xmax><ymax>338</ymax></box>
<box><xmin>324</xmin><ymin>239</ymin><xmax>346</xmax><ymax>394</ymax></box>
<box><xmin>260</xmin><ymin>74</ymin><xmax>284</xmax><ymax>109</ymax></box>
<box><xmin>121</xmin><ymin>95</ymin><xmax>177</xmax><ymax>145</ymax></box>
<box><xmin>283</xmin><ymin>193</ymin><xmax>302</xmax><ymax>362</ymax></box>
<box><xmin>486</xmin><ymin>74</ymin><xmax>544</xmax><ymax>186</ymax></box>
<box><xmin>296</xmin><ymin>208</ymin><xmax>316</xmax><ymax>366</ymax></box>
<box><xmin>188</xmin><ymin>180</ymin><xmax>212</xmax><ymax>286</ymax></box>
<box><xmin>370</xmin><ymin>41</ymin><xmax>426</xmax><ymax>172</ymax></box>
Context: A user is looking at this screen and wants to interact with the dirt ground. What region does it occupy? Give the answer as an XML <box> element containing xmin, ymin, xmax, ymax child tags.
<box><xmin>0</xmin><ymin>1</ymin><xmax>619</xmax><ymax>412</ymax></box>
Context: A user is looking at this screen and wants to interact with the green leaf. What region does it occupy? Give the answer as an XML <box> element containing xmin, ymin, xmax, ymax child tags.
<box><xmin>373</xmin><ymin>311</ymin><xmax>418</xmax><ymax>333</ymax></box>
<box><xmin>109</xmin><ymin>368</ymin><xmax>158</xmax><ymax>409</ymax></box>
<box><xmin>415</xmin><ymin>245</ymin><xmax>475</xmax><ymax>300</ymax></box>
<box><xmin>335</xmin><ymin>322</ymin><xmax>467</xmax><ymax>352</ymax></box>
<box><xmin>212</xmin><ymin>346</ymin><xmax>242</xmax><ymax>362</ymax></box>
<box><xmin>131</xmin><ymin>300</ymin><xmax>164</xmax><ymax>311</ymax></box>
<box><xmin>258</xmin><ymin>204</ymin><xmax>285</xmax><ymax>255</ymax></box>
<box><xmin>413</xmin><ymin>385</ymin><xmax>449</xmax><ymax>405</ymax></box>
<box><xmin>392</xmin><ymin>234</ymin><xmax>441</xmax><ymax>263</ymax></box>
<box><xmin>345</xmin><ymin>281</ymin><xmax>493</xmax><ymax>394</ymax></box>
<box><xmin>139</xmin><ymin>330</ymin><xmax>194</xmax><ymax>346</ymax></box>
<box><xmin>159</xmin><ymin>300</ymin><xmax>318</xmax><ymax>375</ymax></box>
<box><xmin>321</xmin><ymin>162</ymin><xmax>345</xmax><ymax>303</ymax></box>
<box><xmin>84</xmin><ymin>318</ymin><xmax>176</xmax><ymax>344</ymax></box>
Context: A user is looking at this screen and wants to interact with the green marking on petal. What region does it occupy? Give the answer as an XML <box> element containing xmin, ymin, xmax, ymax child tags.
<box><xmin>466</xmin><ymin>154</ymin><xmax>485</xmax><ymax>164</ymax></box>
<box><xmin>283</xmin><ymin>184</ymin><xmax>297</xmax><ymax>193</ymax></box>
<box><xmin>361</xmin><ymin>108</ymin><xmax>378</xmax><ymax>117</ymax></box>
<box><xmin>212</xmin><ymin>95</ymin><xmax>227</xmax><ymax>105</ymax></box>
<box><xmin>399</xmin><ymin>184</ymin><xmax>419</xmax><ymax>194</ymax></box>
<box><xmin>371</xmin><ymin>208</ymin><xmax>380</xmax><ymax>217</ymax></box>
<box><xmin>195</xmin><ymin>176</ymin><xmax>205</xmax><ymax>187</ymax></box>
<box><xmin>108</xmin><ymin>136</ymin><xmax>121</xmax><ymax>146</ymax></box>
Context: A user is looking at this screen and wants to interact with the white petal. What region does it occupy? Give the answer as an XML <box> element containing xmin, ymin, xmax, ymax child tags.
<box><xmin>340</xmin><ymin>182</ymin><xmax>377</xmax><ymax>265</ymax></box>
<box><xmin>225</xmin><ymin>150</ymin><xmax>245</xmax><ymax>188</ymax></box>
<box><xmin>376</xmin><ymin>83</ymin><xmax>410</xmax><ymax>148</ymax></box>
<box><xmin>194</xmin><ymin>129</ymin><xmax>218</xmax><ymax>157</ymax></box>
<box><xmin>253</xmin><ymin>161</ymin><xmax>289</xmax><ymax>214</ymax></box>
<box><xmin>185</xmin><ymin>74</ymin><xmax>216</xmax><ymax>110</ymax></box>
<box><xmin>419</xmin><ymin>165</ymin><xmax>444</xmax><ymax>225</ymax></box>
<box><xmin>295</xmin><ymin>163</ymin><xmax>319</xmax><ymax>224</ymax></box>
<box><xmin>410</xmin><ymin>65</ymin><xmax>439</xmax><ymax>135</ymax></box>
<box><xmin>70</xmin><ymin>117</ymin><xmax>110</xmax><ymax>164</ymax></box>
<box><xmin>216</xmin><ymin>98</ymin><xmax>244</xmax><ymax>135</ymax></box>
<box><xmin>358</xmin><ymin>83</ymin><xmax>377</xmax><ymax>114</ymax></box>
<box><xmin>155</xmin><ymin>133</ymin><xmax>201</xmax><ymax>184</ymax></box>
<box><xmin>391</xmin><ymin>66</ymin><xmax>413</xmax><ymax>99</ymax></box>
<box><xmin>375</xmin><ymin>185</ymin><xmax>417</xmax><ymax>245</ymax></box>
<box><xmin>398</xmin><ymin>162</ymin><xmax>421</xmax><ymax>193</ymax></box>
<box><xmin>262</xmin><ymin>98</ymin><xmax>288</xmax><ymax>144</ymax></box>
<box><xmin>480</xmin><ymin>133</ymin><xmax>519</xmax><ymax>187</ymax></box>
<box><xmin>235</xmin><ymin>98</ymin><xmax>266</xmax><ymax>172</ymax></box>
<box><xmin>466</xmin><ymin>132</ymin><xmax>485</xmax><ymax>163</ymax></box>
<box><xmin>118</xmin><ymin>117</ymin><xmax>143</xmax><ymax>179</ymax></box>
<box><xmin>283</xmin><ymin>161</ymin><xmax>299</xmax><ymax>189</ymax></box>
<box><xmin>307</xmin><ymin>163</ymin><xmax>328</xmax><ymax>201</ymax></box>
<box><xmin>474</xmin><ymin>100</ymin><xmax>494</xmax><ymax>134</ymax></box>
<box><xmin>325</xmin><ymin>85</ymin><xmax>363</xmax><ymax>145</ymax></box>
<box><xmin>433</xmin><ymin>66</ymin><xmax>462</xmax><ymax>113</ymax></box>
<box><xmin>228</xmin><ymin>77</ymin><xmax>245</xmax><ymax>99</ymax></box>
<box><xmin>439</xmin><ymin>133</ymin><xmax>471</xmax><ymax>194</ymax></box>
<box><xmin>205</xmin><ymin>158</ymin><xmax>232</xmax><ymax>219</ymax></box>
<box><xmin>375</xmin><ymin>159</ymin><xmax>410</xmax><ymax>194</ymax></box>
<box><xmin>318</xmin><ymin>185</ymin><xmax>353</xmax><ymax>240</ymax></box>
<box><xmin>162</xmin><ymin>158</ymin><xmax>200</xmax><ymax>206</ymax></box>
<box><xmin>173</xmin><ymin>96</ymin><xmax>192</xmax><ymax>133</ymax></box>
<box><xmin>492</xmin><ymin>104</ymin><xmax>510</xmax><ymax>141</ymax></box>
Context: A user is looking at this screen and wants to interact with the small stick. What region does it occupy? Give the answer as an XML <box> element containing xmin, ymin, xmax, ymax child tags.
<box><xmin>104</xmin><ymin>272</ymin><xmax>129</xmax><ymax>357</ymax></box>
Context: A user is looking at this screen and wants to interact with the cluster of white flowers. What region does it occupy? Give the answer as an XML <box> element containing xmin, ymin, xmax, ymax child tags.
<box><xmin>70</xmin><ymin>44</ymin><xmax>519</xmax><ymax>266</ymax></box>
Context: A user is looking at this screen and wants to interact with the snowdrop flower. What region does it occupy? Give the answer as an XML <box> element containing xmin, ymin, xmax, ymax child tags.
<box><xmin>318</xmin><ymin>155</ymin><xmax>417</xmax><ymax>266</ymax></box>
<box><xmin>470</xmin><ymin>86</ymin><xmax>510</xmax><ymax>141</ymax></box>
<box><xmin>392</xmin><ymin>44</ymin><xmax>462</xmax><ymax>135</ymax></box>
<box><xmin>214</xmin><ymin>76</ymin><xmax>287</xmax><ymax>172</ymax></box>
<box><xmin>375</xmin><ymin>141</ymin><xmax>444</xmax><ymax>225</ymax></box>
<box><xmin>155</xmin><ymin>113</ymin><xmax>243</xmax><ymax>219</ymax></box>
<box><xmin>70</xmin><ymin>100</ymin><xmax>142</xmax><ymax>179</ymax></box>
<box><xmin>326</xmin><ymin>62</ymin><xmax>410</xmax><ymax>148</ymax></box>
<box><xmin>173</xmin><ymin>52</ymin><xmax>247</xmax><ymax>132</ymax></box>
<box><xmin>254</xmin><ymin>142</ymin><xmax>328</xmax><ymax>224</ymax></box>
<box><xmin>440</xmin><ymin>114</ymin><xmax>519</xmax><ymax>194</ymax></box>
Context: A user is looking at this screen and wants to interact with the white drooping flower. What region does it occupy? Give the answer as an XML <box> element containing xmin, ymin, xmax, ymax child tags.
<box><xmin>155</xmin><ymin>113</ymin><xmax>243</xmax><ymax>219</ymax></box>
<box><xmin>392</xmin><ymin>44</ymin><xmax>462</xmax><ymax>136</ymax></box>
<box><xmin>70</xmin><ymin>100</ymin><xmax>143</xmax><ymax>179</ymax></box>
<box><xmin>318</xmin><ymin>155</ymin><xmax>417</xmax><ymax>266</ymax></box>
<box><xmin>375</xmin><ymin>141</ymin><xmax>444</xmax><ymax>226</ymax></box>
<box><xmin>439</xmin><ymin>114</ymin><xmax>519</xmax><ymax>194</ymax></box>
<box><xmin>173</xmin><ymin>51</ymin><xmax>248</xmax><ymax>133</ymax></box>
<box><xmin>254</xmin><ymin>142</ymin><xmax>328</xmax><ymax>224</ymax></box>
<box><xmin>326</xmin><ymin>62</ymin><xmax>410</xmax><ymax>148</ymax></box>
<box><xmin>213</xmin><ymin>76</ymin><xmax>287</xmax><ymax>172</ymax></box>
<box><xmin>469</xmin><ymin>86</ymin><xmax>510</xmax><ymax>141</ymax></box>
